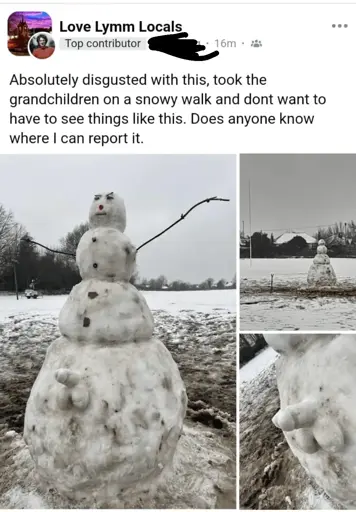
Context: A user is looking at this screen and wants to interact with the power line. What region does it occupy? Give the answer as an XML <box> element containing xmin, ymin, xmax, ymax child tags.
<box><xmin>248</xmin><ymin>221</ymin><xmax>355</xmax><ymax>233</ymax></box>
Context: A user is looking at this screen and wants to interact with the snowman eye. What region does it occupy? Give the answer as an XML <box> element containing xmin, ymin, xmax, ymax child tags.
<box><xmin>106</xmin><ymin>193</ymin><xmax>114</xmax><ymax>200</ymax></box>
<box><xmin>94</xmin><ymin>195</ymin><xmax>101</xmax><ymax>201</ymax></box>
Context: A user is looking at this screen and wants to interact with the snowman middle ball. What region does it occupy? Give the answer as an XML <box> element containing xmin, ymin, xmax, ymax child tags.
<box><xmin>77</xmin><ymin>228</ymin><xmax>136</xmax><ymax>282</ymax></box>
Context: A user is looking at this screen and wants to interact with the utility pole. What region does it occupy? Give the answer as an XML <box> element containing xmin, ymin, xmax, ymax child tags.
<box><xmin>249</xmin><ymin>180</ymin><xmax>252</xmax><ymax>266</ymax></box>
<box><xmin>13</xmin><ymin>260</ymin><xmax>19</xmax><ymax>300</ymax></box>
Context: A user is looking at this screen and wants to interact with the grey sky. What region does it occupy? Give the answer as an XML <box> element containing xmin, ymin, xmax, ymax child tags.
<box><xmin>240</xmin><ymin>154</ymin><xmax>356</xmax><ymax>237</ymax></box>
<box><xmin>0</xmin><ymin>154</ymin><xmax>236</xmax><ymax>283</ymax></box>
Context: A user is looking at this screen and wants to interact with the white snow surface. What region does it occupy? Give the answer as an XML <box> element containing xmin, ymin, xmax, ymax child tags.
<box><xmin>241</xmin><ymin>257</ymin><xmax>356</xmax><ymax>280</ymax></box>
<box><xmin>0</xmin><ymin>290</ymin><xmax>235</xmax><ymax>323</ymax></box>
<box><xmin>240</xmin><ymin>347</ymin><xmax>278</xmax><ymax>383</ymax></box>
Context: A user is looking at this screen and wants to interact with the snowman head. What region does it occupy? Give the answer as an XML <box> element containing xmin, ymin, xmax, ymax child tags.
<box><xmin>317</xmin><ymin>239</ymin><xmax>328</xmax><ymax>255</ymax></box>
<box><xmin>89</xmin><ymin>192</ymin><xmax>126</xmax><ymax>232</ymax></box>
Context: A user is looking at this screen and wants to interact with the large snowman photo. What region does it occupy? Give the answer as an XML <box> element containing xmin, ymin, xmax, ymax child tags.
<box><xmin>0</xmin><ymin>155</ymin><xmax>236</xmax><ymax>509</ymax></box>
<box><xmin>24</xmin><ymin>191</ymin><xmax>187</xmax><ymax>502</ymax></box>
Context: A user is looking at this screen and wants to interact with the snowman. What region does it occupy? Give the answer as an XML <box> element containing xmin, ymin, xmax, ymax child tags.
<box><xmin>265</xmin><ymin>334</ymin><xmax>356</xmax><ymax>509</ymax></box>
<box><xmin>307</xmin><ymin>239</ymin><xmax>337</xmax><ymax>287</ymax></box>
<box><xmin>24</xmin><ymin>192</ymin><xmax>187</xmax><ymax>503</ymax></box>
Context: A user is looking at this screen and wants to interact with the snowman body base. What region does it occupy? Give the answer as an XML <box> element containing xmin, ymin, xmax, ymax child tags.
<box><xmin>24</xmin><ymin>335</ymin><xmax>186</xmax><ymax>502</ymax></box>
<box><xmin>269</xmin><ymin>335</ymin><xmax>356</xmax><ymax>509</ymax></box>
<box><xmin>307</xmin><ymin>262</ymin><xmax>337</xmax><ymax>287</ymax></box>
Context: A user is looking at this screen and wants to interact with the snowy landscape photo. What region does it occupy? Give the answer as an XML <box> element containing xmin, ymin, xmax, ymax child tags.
<box><xmin>0</xmin><ymin>154</ymin><xmax>236</xmax><ymax>509</ymax></box>
<box><xmin>240</xmin><ymin>154</ymin><xmax>356</xmax><ymax>330</ymax></box>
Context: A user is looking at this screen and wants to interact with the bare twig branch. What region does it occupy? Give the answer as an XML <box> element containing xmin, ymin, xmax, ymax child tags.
<box><xmin>21</xmin><ymin>237</ymin><xmax>75</xmax><ymax>257</ymax></box>
<box><xmin>136</xmin><ymin>196</ymin><xmax>230</xmax><ymax>252</ymax></box>
<box><xmin>21</xmin><ymin>196</ymin><xmax>230</xmax><ymax>257</ymax></box>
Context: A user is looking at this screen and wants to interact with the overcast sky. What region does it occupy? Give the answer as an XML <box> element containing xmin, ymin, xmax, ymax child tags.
<box><xmin>240</xmin><ymin>154</ymin><xmax>356</xmax><ymax>236</ymax></box>
<box><xmin>0</xmin><ymin>155</ymin><xmax>236</xmax><ymax>283</ymax></box>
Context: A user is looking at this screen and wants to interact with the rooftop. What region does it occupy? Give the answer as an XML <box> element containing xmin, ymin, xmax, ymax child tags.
<box><xmin>275</xmin><ymin>232</ymin><xmax>317</xmax><ymax>245</ymax></box>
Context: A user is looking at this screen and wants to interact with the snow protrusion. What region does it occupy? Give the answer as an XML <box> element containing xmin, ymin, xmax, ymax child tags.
<box><xmin>272</xmin><ymin>400</ymin><xmax>317</xmax><ymax>431</ymax></box>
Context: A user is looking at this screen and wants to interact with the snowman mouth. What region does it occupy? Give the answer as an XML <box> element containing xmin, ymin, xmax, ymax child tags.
<box><xmin>95</xmin><ymin>212</ymin><xmax>107</xmax><ymax>216</ymax></box>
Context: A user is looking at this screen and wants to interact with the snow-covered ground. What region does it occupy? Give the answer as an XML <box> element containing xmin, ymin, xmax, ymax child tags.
<box><xmin>240</xmin><ymin>258</ymin><xmax>356</xmax><ymax>330</ymax></box>
<box><xmin>240</xmin><ymin>347</ymin><xmax>278</xmax><ymax>383</ymax></box>
<box><xmin>0</xmin><ymin>289</ymin><xmax>236</xmax><ymax>323</ymax></box>
<box><xmin>145</xmin><ymin>289</ymin><xmax>236</xmax><ymax>314</ymax></box>
<box><xmin>0</xmin><ymin>290</ymin><xmax>236</xmax><ymax>509</ymax></box>
<box><xmin>240</xmin><ymin>346</ymin><xmax>342</xmax><ymax>510</ymax></box>
<box><xmin>241</xmin><ymin>257</ymin><xmax>356</xmax><ymax>281</ymax></box>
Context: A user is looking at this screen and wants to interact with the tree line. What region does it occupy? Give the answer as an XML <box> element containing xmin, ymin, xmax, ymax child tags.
<box><xmin>241</xmin><ymin>221</ymin><xmax>356</xmax><ymax>259</ymax></box>
<box><xmin>0</xmin><ymin>205</ymin><xmax>236</xmax><ymax>293</ymax></box>
<box><xmin>240</xmin><ymin>232</ymin><xmax>314</xmax><ymax>258</ymax></box>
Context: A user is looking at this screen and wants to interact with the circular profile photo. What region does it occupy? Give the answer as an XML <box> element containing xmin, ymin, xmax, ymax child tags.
<box><xmin>28</xmin><ymin>32</ymin><xmax>55</xmax><ymax>59</ymax></box>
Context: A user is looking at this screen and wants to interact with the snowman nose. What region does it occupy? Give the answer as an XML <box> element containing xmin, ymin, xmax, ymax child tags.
<box><xmin>99</xmin><ymin>205</ymin><xmax>104</xmax><ymax>211</ymax></box>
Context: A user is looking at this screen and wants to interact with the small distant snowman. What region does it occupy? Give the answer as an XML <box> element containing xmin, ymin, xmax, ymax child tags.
<box><xmin>24</xmin><ymin>192</ymin><xmax>187</xmax><ymax>503</ymax></box>
<box><xmin>307</xmin><ymin>239</ymin><xmax>337</xmax><ymax>287</ymax></box>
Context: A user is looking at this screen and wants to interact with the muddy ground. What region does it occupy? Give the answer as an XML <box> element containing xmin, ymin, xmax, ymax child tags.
<box><xmin>0</xmin><ymin>309</ymin><xmax>236</xmax><ymax>509</ymax></box>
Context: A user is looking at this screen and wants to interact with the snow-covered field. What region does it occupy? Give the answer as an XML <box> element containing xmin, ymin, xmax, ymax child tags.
<box><xmin>0</xmin><ymin>290</ymin><xmax>236</xmax><ymax>509</ymax></box>
<box><xmin>0</xmin><ymin>289</ymin><xmax>236</xmax><ymax>322</ymax></box>
<box><xmin>240</xmin><ymin>348</ymin><xmax>342</xmax><ymax>510</ymax></box>
<box><xmin>241</xmin><ymin>258</ymin><xmax>356</xmax><ymax>281</ymax></box>
<box><xmin>240</xmin><ymin>258</ymin><xmax>356</xmax><ymax>330</ymax></box>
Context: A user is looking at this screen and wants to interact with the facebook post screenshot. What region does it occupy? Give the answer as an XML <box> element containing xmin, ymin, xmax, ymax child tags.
<box><xmin>0</xmin><ymin>1</ymin><xmax>355</xmax><ymax>510</ymax></box>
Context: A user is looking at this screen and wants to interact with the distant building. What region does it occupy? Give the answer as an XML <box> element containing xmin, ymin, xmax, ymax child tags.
<box><xmin>16</xmin><ymin>15</ymin><xmax>29</xmax><ymax>40</ymax></box>
<box><xmin>274</xmin><ymin>232</ymin><xmax>317</xmax><ymax>248</ymax></box>
<box><xmin>8</xmin><ymin>15</ymin><xmax>31</xmax><ymax>54</ymax></box>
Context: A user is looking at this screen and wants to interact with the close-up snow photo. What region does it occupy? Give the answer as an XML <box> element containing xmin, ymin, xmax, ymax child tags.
<box><xmin>240</xmin><ymin>334</ymin><xmax>356</xmax><ymax>510</ymax></box>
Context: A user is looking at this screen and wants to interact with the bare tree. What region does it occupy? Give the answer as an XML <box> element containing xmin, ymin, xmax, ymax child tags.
<box><xmin>0</xmin><ymin>205</ymin><xmax>22</xmax><ymax>278</ymax></box>
<box><xmin>60</xmin><ymin>222</ymin><xmax>89</xmax><ymax>255</ymax></box>
<box><xmin>10</xmin><ymin>222</ymin><xmax>27</xmax><ymax>261</ymax></box>
<box><xmin>216</xmin><ymin>278</ymin><xmax>226</xmax><ymax>289</ymax></box>
<box><xmin>199</xmin><ymin>277</ymin><xmax>214</xmax><ymax>290</ymax></box>
<box><xmin>315</xmin><ymin>221</ymin><xmax>355</xmax><ymax>247</ymax></box>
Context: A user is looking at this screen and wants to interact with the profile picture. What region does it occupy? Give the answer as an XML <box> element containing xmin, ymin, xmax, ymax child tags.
<box><xmin>29</xmin><ymin>32</ymin><xmax>55</xmax><ymax>59</ymax></box>
<box><xmin>8</xmin><ymin>11</ymin><xmax>52</xmax><ymax>57</ymax></box>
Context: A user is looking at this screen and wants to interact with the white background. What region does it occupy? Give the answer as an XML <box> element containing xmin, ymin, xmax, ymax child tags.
<box><xmin>1</xmin><ymin>3</ymin><xmax>356</xmax><ymax>153</ymax></box>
